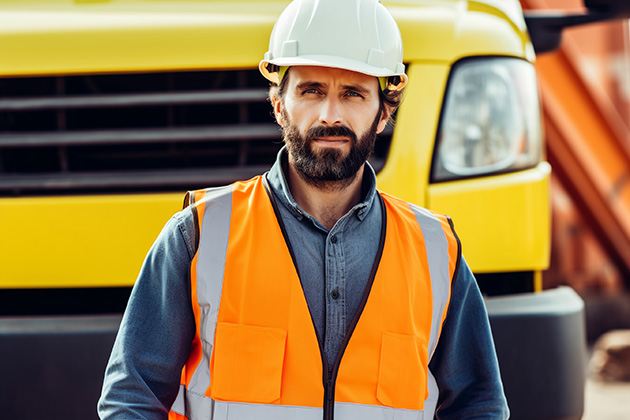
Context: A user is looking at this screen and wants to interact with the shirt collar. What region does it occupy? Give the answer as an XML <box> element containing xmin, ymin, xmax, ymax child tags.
<box><xmin>265</xmin><ymin>146</ymin><xmax>378</xmax><ymax>223</ymax></box>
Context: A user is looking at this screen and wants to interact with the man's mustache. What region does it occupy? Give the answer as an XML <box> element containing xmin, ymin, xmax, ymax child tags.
<box><xmin>306</xmin><ymin>125</ymin><xmax>357</xmax><ymax>142</ymax></box>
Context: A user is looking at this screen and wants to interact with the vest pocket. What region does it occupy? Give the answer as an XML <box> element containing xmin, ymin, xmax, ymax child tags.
<box><xmin>376</xmin><ymin>331</ymin><xmax>428</xmax><ymax>410</ymax></box>
<box><xmin>210</xmin><ymin>322</ymin><xmax>287</xmax><ymax>404</ymax></box>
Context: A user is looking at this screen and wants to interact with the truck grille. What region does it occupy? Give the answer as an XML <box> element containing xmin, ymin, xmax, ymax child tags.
<box><xmin>0</xmin><ymin>69</ymin><xmax>392</xmax><ymax>197</ymax></box>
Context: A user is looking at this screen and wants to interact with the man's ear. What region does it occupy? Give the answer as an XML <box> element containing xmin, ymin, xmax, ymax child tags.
<box><xmin>270</xmin><ymin>91</ymin><xmax>284</xmax><ymax>126</ymax></box>
<box><xmin>376</xmin><ymin>105</ymin><xmax>393</xmax><ymax>134</ymax></box>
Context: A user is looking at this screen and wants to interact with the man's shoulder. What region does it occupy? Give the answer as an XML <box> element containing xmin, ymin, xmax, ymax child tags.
<box><xmin>378</xmin><ymin>190</ymin><xmax>449</xmax><ymax>222</ymax></box>
<box><xmin>184</xmin><ymin>175</ymin><xmax>268</xmax><ymax>208</ymax></box>
<box><xmin>182</xmin><ymin>183</ymin><xmax>236</xmax><ymax>210</ymax></box>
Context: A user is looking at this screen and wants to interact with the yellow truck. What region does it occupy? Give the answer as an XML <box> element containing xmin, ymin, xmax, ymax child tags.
<box><xmin>0</xmin><ymin>0</ymin><xmax>626</xmax><ymax>418</ymax></box>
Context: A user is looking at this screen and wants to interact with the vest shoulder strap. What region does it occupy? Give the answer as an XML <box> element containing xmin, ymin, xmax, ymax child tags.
<box><xmin>181</xmin><ymin>188</ymin><xmax>211</xmax><ymax>256</ymax></box>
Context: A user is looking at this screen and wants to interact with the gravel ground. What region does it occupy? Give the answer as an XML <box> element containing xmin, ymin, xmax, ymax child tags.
<box><xmin>582</xmin><ymin>377</ymin><xmax>630</xmax><ymax>419</ymax></box>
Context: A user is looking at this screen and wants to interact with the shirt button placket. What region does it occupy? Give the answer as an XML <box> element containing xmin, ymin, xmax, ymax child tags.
<box><xmin>324</xmin><ymin>229</ymin><xmax>345</xmax><ymax>368</ymax></box>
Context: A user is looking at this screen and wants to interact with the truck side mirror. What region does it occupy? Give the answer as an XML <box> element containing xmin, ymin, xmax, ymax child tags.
<box><xmin>524</xmin><ymin>0</ymin><xmax>630</xmax><ymax>55</ymax></box>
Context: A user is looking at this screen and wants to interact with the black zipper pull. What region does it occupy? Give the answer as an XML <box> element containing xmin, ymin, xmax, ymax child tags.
<box><xmin>325</xmin><ymin>377</ymin><xmax>334</xmax><ymax>420</ymax></box>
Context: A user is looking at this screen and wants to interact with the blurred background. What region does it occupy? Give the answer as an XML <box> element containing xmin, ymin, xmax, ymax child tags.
<box><xmin>525</xmin><ymin>0</ymin><xmax>630</xmax><ymax>340</ymax></box>
<box><xmin>522</xmin><ymin>0</ymin><xmax>630</xmax><ymax>417</ymax></box>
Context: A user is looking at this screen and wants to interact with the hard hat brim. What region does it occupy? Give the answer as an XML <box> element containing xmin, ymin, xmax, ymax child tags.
<box><xmin>259</xmin><ymin>55</ymin><xmax>407</xmax><ymax>91</ymax></box>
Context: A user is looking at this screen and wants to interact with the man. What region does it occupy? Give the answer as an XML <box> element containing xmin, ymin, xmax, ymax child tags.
<box><xmin>99</xmin><ymin>0</ymin><xmax>509</xmax><ymax>419</ymax></box>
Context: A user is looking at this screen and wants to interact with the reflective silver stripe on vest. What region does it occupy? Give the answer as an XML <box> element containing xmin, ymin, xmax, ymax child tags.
<box><xmin>174</xmin><ymin>387</ymin><xmax>322</xmax><ymax>419</ymax></box>
<box><xmin>408</xmin><ymin>202</ymin><xmax>453</xmax><ymax>358</ymax></box>
<box><xmin>171</xmin><ymin>185</ymin><xmax>234</xmax><ymax>418</ymax></box>
<box><xmin>191</xmin><ymin>185</ymin><xmax>233</xmax><ymax>393</ymax></box>
<box><xmin>424</xmin><ymin>373</ymin><xmax>440</xmax><ymax>418</ymax></box>
<box><xmin>171</xmin><ymin>384</ymin><xmax>215</xmax><ymax>417</ymax></box>
<box><xmin>408</xmin><ymin>202</ymin><xmax>455</xmax><ymax>412</ymax></box>
<box><xmin>175</xmin><ymin>388</ymin><xmax>431</xmax><ymax>420</ymax></box>
<box><xmin>335</xmin><ymin>401</ymin><xmax>426</xmax><ymax>420</ymax></box>
<box><xmin>212</xmin><ymin>400</ymin><xmax>321</xmax><ymax>419</ymax></box>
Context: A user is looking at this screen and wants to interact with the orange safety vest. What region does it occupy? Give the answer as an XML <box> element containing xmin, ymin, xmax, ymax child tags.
<box><xmin>169</xmin><ymin>175</ymin><xmax>460</xmax><ymax>420</ymax></box>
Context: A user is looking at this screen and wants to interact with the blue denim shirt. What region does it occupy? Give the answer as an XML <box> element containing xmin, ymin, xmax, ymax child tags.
<box><xmin>99</xmin><ymin>149</ymin><xmax>509</xmax><ymax>419</ymax></box>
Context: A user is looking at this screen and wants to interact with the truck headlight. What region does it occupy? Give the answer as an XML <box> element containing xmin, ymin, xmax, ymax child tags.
<box><xmin>431</xmin><ymin>57</ymin><xmax>542</xmax><ymax>182</ymax></box>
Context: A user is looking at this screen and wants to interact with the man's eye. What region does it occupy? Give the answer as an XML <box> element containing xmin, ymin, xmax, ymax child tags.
<box><xmin>302</xmin><ymin>88</ymin><xmax>320</xmax><ymax>95</ymax></box>
<box><xmin>346</xmin><ymin>91</ymin><xmax>364</xmax><ymax>98</ymax></box>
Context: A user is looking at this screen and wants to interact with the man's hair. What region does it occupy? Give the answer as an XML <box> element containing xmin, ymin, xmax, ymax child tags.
<box><xmin>271</xmin><ymin>68</ymin><xmax>403</xmax><ymax>125</ymax></box>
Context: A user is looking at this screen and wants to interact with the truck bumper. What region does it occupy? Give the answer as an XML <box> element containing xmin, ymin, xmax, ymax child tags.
<box><xmin>1</xmin><ymin>289</ymin><xmax>586</xmax><ymax>419</ymax></box>
<box><xmin>485</xmin><ymin>286</ymin><xmax>586</xmax><ymax>420</ymax></box>
<box><xmin>0</xmin><ymin>315</ymin><xmax>122</xmax><ymax>419</ymax></box>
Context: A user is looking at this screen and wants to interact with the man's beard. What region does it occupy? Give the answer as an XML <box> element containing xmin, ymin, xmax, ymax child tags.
<box><xmin>282</xmin><ymin>108</ymin><xmax>381</xmax><ymax>190</ymax></box>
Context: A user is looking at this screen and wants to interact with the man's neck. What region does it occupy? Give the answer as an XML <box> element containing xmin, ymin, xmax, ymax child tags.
<box><xmin>286</xmin><ymin>162</ymin><xmax>365</xmax><ymax>231</ymax></box>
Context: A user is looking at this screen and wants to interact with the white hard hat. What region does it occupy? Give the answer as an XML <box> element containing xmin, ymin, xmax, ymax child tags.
<box><xmin>259</xmin><ymin>0</ymin><xmax>408</xmax><ymax>91</ymax></box>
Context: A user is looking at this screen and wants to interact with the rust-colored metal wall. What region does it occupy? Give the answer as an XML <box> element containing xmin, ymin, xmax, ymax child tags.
<box><xmin>521</xmin><ymin>0</ymin><xmax>630</xmax><ymax>293</ymax></box>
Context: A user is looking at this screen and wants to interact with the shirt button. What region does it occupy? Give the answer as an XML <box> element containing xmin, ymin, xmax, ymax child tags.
<box><xmin>330</xmin><ymin>235</ymin><xmax>337</xmax><ymax>244</ymax></box>
<box><xmin>331</xmin><ymin>289</ymin><xmax>340</xmax><ymax>299</ymax></box>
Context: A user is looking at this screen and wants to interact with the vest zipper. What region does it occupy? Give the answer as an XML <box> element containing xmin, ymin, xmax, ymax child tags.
<box><xmin>263</xmin><ymin>176</ymin><xmax>336</xmax><ymax>419</ymax></box>
<box><xmin>263</xmin><ymin>177</ymin><xmax>388</xmax><ymax>420</ymax></box>
<box><xmin>324</xmin><ymin>377</ymin><xmax>334</xmax><ymax>420</ymax></box>
<box><xmin>321</xmin><ymin>195</ymin><xmax>388</xmax><ymax>420</ymax></box>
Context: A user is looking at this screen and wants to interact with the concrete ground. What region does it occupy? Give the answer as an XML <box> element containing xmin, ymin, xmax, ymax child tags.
<box><xmin>581</xmin><ymin>297</ymin><xmax>630</xmax><ymax>419</ymax></box>
<box><xmin>582</xmin><ymin>377</ymin><xmax>630</xmax><ymax>420</ymax></box>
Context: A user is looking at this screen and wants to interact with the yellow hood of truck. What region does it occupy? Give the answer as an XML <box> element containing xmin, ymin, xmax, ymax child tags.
<box><xmin>0</xmin><ymin>0</ymin><xmax>532</xmax><ymax>77</ymax></box>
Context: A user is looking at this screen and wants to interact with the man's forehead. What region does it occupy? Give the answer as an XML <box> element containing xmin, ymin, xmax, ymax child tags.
<box><xmin>288</xmin><ymin>66</ymin><xmax>379</xmax><ymax>89</ymax></box>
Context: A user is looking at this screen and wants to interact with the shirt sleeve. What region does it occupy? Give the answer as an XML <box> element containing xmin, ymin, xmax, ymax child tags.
<box><xmin>98</xmin><ymin>208</ymin><xmax>197</xmax><ymax>419</ymax></box>
<box><xmin>429</xmin><ymin>256</ymin><xmax>510</xmax><ymax>420</ymax></box>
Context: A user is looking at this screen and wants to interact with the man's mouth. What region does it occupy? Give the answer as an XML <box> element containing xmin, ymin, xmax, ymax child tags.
<box><xmin>312</xmin><ymin>137</ymin><xmax>350</xmax><ymax>146</ymax></box>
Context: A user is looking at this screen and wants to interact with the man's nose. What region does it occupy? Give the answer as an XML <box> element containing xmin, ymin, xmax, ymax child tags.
<box><xmin>319</xmin><ymin>96</ymin><xmax>343</xmax><ymax>126</ymax></box>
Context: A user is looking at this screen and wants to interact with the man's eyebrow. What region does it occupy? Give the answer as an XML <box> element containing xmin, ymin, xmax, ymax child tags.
<box><xmin>340</xmin><ymin>84</ymin><xmax>371</xmax><ymax>95</ymax></box>
<box><xmin>294</xmin><ymin>81</ymin><xmax>373</xmax><ymax>95</ymax></box>
<box><xmin>295</xmin><ymin>81</ymin><xmax>327</xmax><ymax>91</ymax></box>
